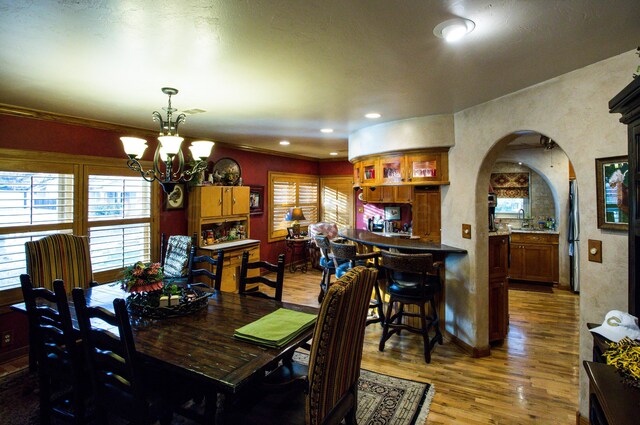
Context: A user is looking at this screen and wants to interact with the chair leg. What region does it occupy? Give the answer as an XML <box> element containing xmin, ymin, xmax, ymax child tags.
<box><xmin>431</xmin><ymin>297</ymin><xmax>444</xmax><ymax>345</ymax></box>
<box><xmin>379</xmin><ymin>299</ymin><xmax>396</xmax><ymax>352</ymax></box>
<box><xmin>39</xmin><ymin>374</ymin><xmax>52</xmax><ymax>425</ymax></box>
<box><xmin>373</xmin><ymin>279</ymin><xmax>385</xmax><ymax>326</ymax></box>
<box><xmin>419</xmin><ymin>302</ymin><xmax>431</xmax><ymax>363</ymax></box>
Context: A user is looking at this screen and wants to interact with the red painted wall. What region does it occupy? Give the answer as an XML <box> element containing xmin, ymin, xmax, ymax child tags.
<box><xmin>0</xmin><ymin>114</ymin><xmax>352</xmax><ymax>263</ymax></box>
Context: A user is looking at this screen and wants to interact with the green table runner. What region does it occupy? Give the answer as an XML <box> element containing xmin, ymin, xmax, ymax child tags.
<box><xmin>234</xmin><ymin>308</ymin><xmax>317</xmax><ymax>348</ymax></box>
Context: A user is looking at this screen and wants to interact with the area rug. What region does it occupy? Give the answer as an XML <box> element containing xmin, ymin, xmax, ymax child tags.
<box><xmin>0</xmin><ymin>358</ymin><xmax>434</xmax><ymax>425</ymax></box>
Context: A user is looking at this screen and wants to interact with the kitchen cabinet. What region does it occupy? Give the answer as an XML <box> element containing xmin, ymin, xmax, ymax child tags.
<box><xmin>352</xmin><ymin>148</ymin><xmax>449</xmax><ymax>187</ymax></box>
<box><xmin>411</xmin><ymin>187</ymin><xmax>441</xmax><ymax>243</ymax></box>
<box><xmin>188</xmin><ymin>185</ymin><xmax>251</xmax><ymax>251</ymax></box>
<box><xmin>489</xmin><ymin>234</ymin><xmax>509</xmax><ymax>342</ymax></box>
<box><xmin>361</xmin><ymin>185</ymin><xmax>413</xmax><ymax>203</ymax></box>
<box><xmin>509</xmin><ymin>232</ymin><xmax>559</xmax><ymax>284</ymax></box>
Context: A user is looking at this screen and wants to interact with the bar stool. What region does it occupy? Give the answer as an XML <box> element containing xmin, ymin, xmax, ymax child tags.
<box><xmin>329</xmin><ymin>239</ymin><xmax>385</xmax><ymax>326</ymax></box>
<box><xmin>378</xmin><ymin>250</ymin><xmax>443</xmax><ymax>363</ymax></box>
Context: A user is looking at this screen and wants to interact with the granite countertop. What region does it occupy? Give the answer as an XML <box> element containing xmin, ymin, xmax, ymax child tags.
<box><xmin>510</xmin><ymin>229</ymin><xmax>559</xmax><ymax>235</ymax></box>
<box><xmin>339</xmin><ymin>229</ymin><xmax>467</xmax><ymax>254</ymax></box>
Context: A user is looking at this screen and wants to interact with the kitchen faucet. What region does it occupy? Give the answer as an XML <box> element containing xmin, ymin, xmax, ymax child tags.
<box><xmin>518</xmin><ymin>209</ymin><xmax>527</xmax><ymax>227</ymax></box>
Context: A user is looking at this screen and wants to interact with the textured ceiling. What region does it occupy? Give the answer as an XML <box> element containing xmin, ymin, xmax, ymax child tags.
<box><xmin>0</xmin><ymin>0</ymin><xmax>638</xmax><ymax>159</ymax></box>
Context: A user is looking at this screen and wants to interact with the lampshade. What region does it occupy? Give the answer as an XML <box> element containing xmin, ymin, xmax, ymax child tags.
<box><xmin>158</xmin><ymin>135</ymin><xmax>184</xmax><ymax>155</ymax></box>
<box><xmin>286</xmin><ymin>207</ymin><xmax>306</xmax><ymax>222</ymax></box>
<box><xmin>189</xmin><ymin>140</ymin><xmax>215</xmax><ymax>160</ymax></box>
<box><xmin>121</xmin><ymin>137</ymin><xmax>148</xmax><ymax>159</ymax></box>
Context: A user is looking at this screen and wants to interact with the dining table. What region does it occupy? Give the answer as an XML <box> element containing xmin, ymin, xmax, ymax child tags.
<box><xmin>11</xmin><ymin>281</ymin><xmax>318</xmax><ymax>424</ymax></box>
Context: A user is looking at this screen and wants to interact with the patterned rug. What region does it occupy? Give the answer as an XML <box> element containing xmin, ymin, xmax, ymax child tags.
<box><xmin>0</xmin><ymin>357</ymin><xmax>434</xmax><ymax>425</ymax></box>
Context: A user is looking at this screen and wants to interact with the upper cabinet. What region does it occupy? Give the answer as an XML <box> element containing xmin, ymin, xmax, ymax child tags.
<box><xmin>352</xmin><ymin>148</ymin><xmax>449</xmax><ymax>187</ymax></box>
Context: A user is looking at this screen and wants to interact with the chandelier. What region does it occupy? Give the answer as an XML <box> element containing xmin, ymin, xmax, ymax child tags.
<box><xmin>121</xmin><ymin>87</ymin><xmax>214</xmax><ymax>193</ymax></box>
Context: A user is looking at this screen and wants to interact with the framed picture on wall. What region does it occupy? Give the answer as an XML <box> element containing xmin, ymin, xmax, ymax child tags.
<box><xmin>384</xmin><ymin>206</ymin><xmax>401</xmax><ymax>221</ymax></box>
<box><xmin>165</xmin><ymin>184</ymin><xmax>185</xmax><ymax>210</ymax></box>
<box><xmin>249</xmin><ymin>186</ymin><xmax>264</xmax><ymax>215</ymax></box>
<box><xmin>595</xmin><ymin>156</ymin><xmax>629</xmax><ymax>230</ymax></box>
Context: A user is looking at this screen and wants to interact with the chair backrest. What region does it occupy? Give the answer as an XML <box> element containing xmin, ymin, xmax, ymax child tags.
<box><xmin>313</xmin><ymin>234</ymin><xmax>332</xmax><ymax>262</ymax></box>
<box><xmin>25</xmin><ymin>233</ymin><xmax>94</xmax><ymax>291</ymax></box>
<box><xmin>380</xmin><ymin>250</ymin><xmax>440</xmax><ymax>291</ymax></box>
<box><xmin>161</xmin><ymin>234</ymin><xmax>193</xmax><ymax>279</ymax></box>
<box><xmin>187</xmin><ymin>248</ymin><xmax>224</xmax><ymax>290</ymax></box>
<box><xmin>72</xmin><ymin>288</ymin><xmax>151</xmax><ymax>424</ymax></box>
<box><xmin>20</xmin><ymin>275</ymin><xmax>79</xmax><ymax>375</ymax></box>
<box><xmin>306</xmin><ymin>266</ymin><xmax>378</xmax><ymax>425</ymax></box>
<box><xmin>239</xmin><ymin>252</ymin><xmax>285</xmax><ymax>301</ymax></box>
<box><xmin>308</xmin><ymin>222</ymin><xmax>339</xmax><ymax>241</ymax></box>
<box><xmin>329</xmin><ymin>240</ymin><xmax>358</xmax><ymax>262</ymax></box>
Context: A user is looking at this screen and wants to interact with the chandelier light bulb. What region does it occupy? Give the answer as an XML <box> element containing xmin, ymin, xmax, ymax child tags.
<box><xmin>120</xmin><ymin>137</ymin><xmax>147</xmax><ymax>159</ymax></box>
<box><xmin>189</xmin><ymin>141</ymin><xmax>215</xmax><ymax>160</ymax></box>
<box><xmin>158</xmin><ymin>135</ymin><xmax>184</xmax><ymax>155</ymax></box>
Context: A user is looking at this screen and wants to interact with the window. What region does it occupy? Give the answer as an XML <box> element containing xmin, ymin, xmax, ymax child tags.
<box><xmin>320</xmin><ymin>176</ymin><xmax>354</xmax><ymax>229</ymax></box>
<box><xmin>491</xmin><ymin>172</ymin><xmax>530</xmax><ymax>217</ymax></box>
<box><xmin>87</xmin><ymin>170</ymin><xmax>153</xmax><ymax>278</ymax></box>
<box><xmin>0</xmin><ymin>152</ymin><xmax>158</xmax><ymax>300</ymax></box>
<box><xmin>269</xmin><ymin>172</ymin><xmax>318</xmax><ymax>241</ymax></box>
<box><xmin>495</xmin><ymin>198</ymin><xmax>527</xmax><ymax>216</ymax></box>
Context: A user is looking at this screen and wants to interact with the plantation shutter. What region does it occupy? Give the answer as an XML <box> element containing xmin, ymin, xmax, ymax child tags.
<box><xmin>269</xmin><ymin>172</ymin><xmax>319</xmax><ymax>241</ymax></box>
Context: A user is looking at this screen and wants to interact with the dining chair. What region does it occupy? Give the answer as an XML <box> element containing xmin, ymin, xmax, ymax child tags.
<box><xmin>329</xmin><ymin>239</ymin><xmax>385</xmax><ymax>327</ymax></box>
<box><xmin>20</xmin><ymin>275</ymin><xmax>92</xmax><ymax>425</ymax></box>
<box><xmin>239</xmin><ymin>251</ymin><xmax>285</xmax><ymax>301</ymax></box>
<box><xmin>160</xmin><ymin>233</ymin><xmax>193</xmax><ymax>282</ymax></box>
<box><xmin>72</xmin><ymin>288</ymin><xmax>176</xmax><ymax>425</ymax></box>
<box><xmin>378</xmin><ymin>250</ymin><xmax>444</xmax><ymax>363</ymax></box>
<box><xmin>25</xmin><ymin>233</ymin><xmax>96</xmax><ymax>291</ymax></box>
<box><xmin>224</xmin><ymin>265</ymin><xmax>378</xmax><ymax>425</ymax></box>
<box><xmin>187</xmin><ymin>248</ymin><xmax>224</xmax><ymax>290</ymax></box>
<box><xmin>313</xmin><ymin>234</ymin><xmax>349</xmax><ymax>303</ymax></box>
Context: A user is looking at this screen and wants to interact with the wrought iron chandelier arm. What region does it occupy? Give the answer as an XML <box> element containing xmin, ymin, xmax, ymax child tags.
<box><xmin>127</xmin><ymin>158</ymin><xmax>161</xmax><ymax>183</ymax></box>
<box><xmin>152</xmin><ymin>111</ymin><xmax>166</xmax><ymax>134</ymax></box>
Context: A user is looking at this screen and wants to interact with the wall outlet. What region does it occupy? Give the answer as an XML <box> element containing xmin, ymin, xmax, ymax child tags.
<box><xmin>1</xmin><ymin>330</ymin><xmax>12</xmax><ymax>347</ymax></box>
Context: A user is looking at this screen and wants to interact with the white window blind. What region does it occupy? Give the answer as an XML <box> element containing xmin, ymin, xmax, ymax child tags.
<box><xmin>269</xmin><ymin>172</ymin><xmax>319</xmax><ymax>241</ymax></box>
<box><xmin>87</xmin><ymin>174</ymin><xmax>152</xmax><ymax>273</ymax></box>
<box><xmin>0</xmin><ymin>171</ymin><xmax>74</xmax><ymax>227</ymax></box>
<box><xmin>320</xmin><ymin>176</ymin><xmax>353</xmax><ymax>229</ymax></box>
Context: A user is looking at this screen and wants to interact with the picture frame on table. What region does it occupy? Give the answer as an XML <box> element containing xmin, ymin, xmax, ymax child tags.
<box><xmin>165</xmin><ymin>184</ymin><xmax>185</xmax><ymax>210</ymax></box>
<box><xmin>286</xmin><ymin>227</ymin><xmax>296</xmax><ymax>239</ymax></box>
<box><xmin>249</xmin><ymin>186</ymin><xmax>264</xmax><ymax>215</ymax></box>
<box><xmin>595</xmin><ymin>156</ymin><xmax>629</xmax><ymax>230</ymax></box>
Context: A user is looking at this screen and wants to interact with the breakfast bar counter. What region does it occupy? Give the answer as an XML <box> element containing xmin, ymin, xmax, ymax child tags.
<box><xmin>339</xmin><ymin>229</ymin><xmax>467</xmax><ymax>255</ymax></box>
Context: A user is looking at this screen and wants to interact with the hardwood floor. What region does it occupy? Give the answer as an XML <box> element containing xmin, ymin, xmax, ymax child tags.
<box><xmin>283</xmin><ymin>268</ymin><xmax>580</xmax><ymax>425</ymax></box>
<box><xmin>0</xmin><ymin>267</ymin><xmax>580</xmax><ymax>424</ymax></box>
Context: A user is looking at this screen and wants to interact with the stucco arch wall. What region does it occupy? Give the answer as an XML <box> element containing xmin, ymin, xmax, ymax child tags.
<box><xmin>452</xmin><ymin>49</ymin><xmax>635</xmax><ymax>417</ymax></box>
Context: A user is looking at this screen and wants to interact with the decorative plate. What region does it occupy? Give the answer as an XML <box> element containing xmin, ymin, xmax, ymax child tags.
<box><xmin>212</xmin><ymin>157</ymin><xmax>241</xmax><ymax>185</ymax></box>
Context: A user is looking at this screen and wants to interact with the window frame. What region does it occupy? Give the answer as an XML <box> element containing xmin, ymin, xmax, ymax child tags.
<box><xmin>0</xmin><ymin>148</ymin><xmax>159</xmax><ymax>305</ymax></box>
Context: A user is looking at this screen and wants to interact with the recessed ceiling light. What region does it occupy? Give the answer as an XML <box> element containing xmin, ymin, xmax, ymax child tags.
<box><xmin>433</xmin><ymin>18</ymin><xmax>475</xmax><ymax>43</ymax></box>
<box><xmin>320</xmin><ymin>128</ymin><xmax>334</xmax><ymax>134</ymax></box>
<box><xmin>518</xmin><ymin>162</ymin><xmax>523</xmax><ymax>165</ymax></box>
<box><xmin>365</xmin><ymin>112</ymin><xmax>381</xmax><ymax>119</ymax></box>
<box><xmin>329</xmin><ymin>152</ymin><xmax>338</xmax><ymax>156</ymax></box>
<box><xmin>279</xmin><ymin>140</ymin><xmax>290</xmax><ymax>145</ymax></box>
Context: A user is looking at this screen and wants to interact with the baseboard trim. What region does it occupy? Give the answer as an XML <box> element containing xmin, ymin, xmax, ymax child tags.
<box><xmin>576</xmin><ymin>410</ymin><xmax>589</xmax><ymax>425</ymax></box>
<box><xmin>446</xmin><ymin>331</ymin><xmax>491</xmax><ymax>358</ymax></box>
<box><xmin>0</xmin><ymin>345</ymin><xmax>28</xmax><ymax>364</ymax></box>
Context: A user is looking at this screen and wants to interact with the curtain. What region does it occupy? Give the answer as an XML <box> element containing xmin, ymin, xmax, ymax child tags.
<box><xmin>490</xmin><ymin>173</ymin><xmax>529</xmax><ymax>198</ymax></box>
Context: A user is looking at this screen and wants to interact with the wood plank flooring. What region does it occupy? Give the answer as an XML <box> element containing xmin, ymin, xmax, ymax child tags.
<box><xmin>283</xmin><ymin>268</ymin><xmax>580</xmax><ymax>424</ymax></box>
<box><xmin>0</xmin><ymin>268</ymin><xmax>580</xmax><ymax>424</ymax></box>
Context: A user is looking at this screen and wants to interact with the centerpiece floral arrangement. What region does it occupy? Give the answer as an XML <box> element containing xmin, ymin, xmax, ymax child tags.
<box><xmin>121</xmin><ymin>261</ymin><xmax>164</xmax><ymax>293</ymax></box>
<box><xmin>121</xmin><ymin>261</ymin><xmax>210</xmax><ymax>319</ymax></box>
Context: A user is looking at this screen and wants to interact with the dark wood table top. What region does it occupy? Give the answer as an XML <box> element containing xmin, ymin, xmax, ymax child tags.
<box><xmin>339</xmin><ymin>229</ymin><xmax>467</xmax><ymax>254</ymax></box>
<box><xmin>12</xmin><ymin>282</ymin><xmax>318</xmax><ymax>396</ymax></box>
<box><xmin>583</xmin><ymin>361</ymin><xmax>640</xmax><ymax>425</ymax></box>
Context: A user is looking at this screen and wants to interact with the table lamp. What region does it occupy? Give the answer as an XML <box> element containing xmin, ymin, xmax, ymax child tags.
<box><xmin>286</xmin><ymin>207</ymin><xmax>306</xmax><ymax>237</ymax></box>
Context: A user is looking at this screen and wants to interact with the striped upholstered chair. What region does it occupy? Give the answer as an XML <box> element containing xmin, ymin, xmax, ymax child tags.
<box><xmin>25</xmin><ymin>233</ymin><xmax>96</xmax><ymax>292</ymax></box>
<box><xmin>225</xmin><ymin>265</ymin><xmax>378</xmax><ymax>425</ymax></box>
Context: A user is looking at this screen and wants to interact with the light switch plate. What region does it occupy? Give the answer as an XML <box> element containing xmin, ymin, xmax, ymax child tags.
<box><xmin>462</xmin><ymin>224</ymin><xmax>471</xmax><ymax>239</ymax></box>
<box><xmin>588</xmin><ymin>239</ymin><xmax>602</xmax><ymax>263</ymax></box>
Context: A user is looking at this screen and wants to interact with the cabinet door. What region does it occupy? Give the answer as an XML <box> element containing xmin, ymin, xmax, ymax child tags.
<box><xmin>362</xmin><ymin>186</ymin><xmax>383</xmax><ymax>203</ymax></box>
<box><xmin>412</xmin><ymin>188</ymin><xmax>441</xmax><ymax>242</ymax></box>
<box><xmin>200</xmin><ymin>186</ymin><xmax>223</xmax><ymax>217</ymax></box>
<box><xmin>379</xmin><ymin>155</ymin><xmax>405</xmax><ymax>184</ymax></box>
<box><xmin>509</xmin><ymin>243</ymin><xmax>525</xmax><ymax>279</ymax></box>
<box><xmin>231</xmin><ymin>186</ymin><xmax>250</xmax><ymax>215</ymax></box>
<box><xmin>380</xmin><ymin>186</ymin><xmax>395</xmax><ymax>203</ymax></box>
<box><xmin>522</xmin><ymin>244</ymin><xmax>555</xmax><ymax>282</ymax></box>
<box><xmin>489</xmin><ymin>236</ymin><xmax>509</xmax><ymax>279</ymax></box>
<box><xmin>394</xmin><ymin>185</ymin><xmax>414</xmax><ymax>203</ymax></box>
<box><xmin>361</xmin><ymin>159</ymin><xmax>378</xmax><ymax>185</ymax></box>
<box><xmin>406</xmin><ymin>153</ymin><xmax>441</xmax><ymax>183</ymax></box>
<box><xmin>489</xmin><ymin>277</ymin><xmax>508</xmax><ymax>341</ymax></box>
<box><xmin>353</xmin><ymin>163</ymin><xmax>362</xmax><ymax>187</ymax></box>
